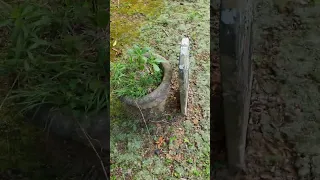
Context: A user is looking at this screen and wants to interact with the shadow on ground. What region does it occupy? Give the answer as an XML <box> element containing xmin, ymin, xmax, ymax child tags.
<box><xmin>0</xmin><ymin>112</ymin><xmax>109</xmax><ymax>180</ymax></box>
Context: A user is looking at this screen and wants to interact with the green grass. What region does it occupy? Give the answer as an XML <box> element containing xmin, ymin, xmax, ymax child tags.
<box><xmin>111</xmin><ymin>45</ymin><xmax>165</xmax><ymax>98</ymax></box>
<box><xmin>0</xmin><ymin>0</ymin><xmax>109</xmax><ymax>118</ymax></box>
<box><xmin>110</xmin><ymin>118</ymin><xmax>210</xmax><ymax>179</ymax></box>
<box><xmin>110</xmin><ymin>0</ymin><xmax>210</xmax><ymax>179</ymax></box>
<box><xmin>0</xmin><ymin>1</ymin><xmax>110</xmax><ymax>178</ymax></box>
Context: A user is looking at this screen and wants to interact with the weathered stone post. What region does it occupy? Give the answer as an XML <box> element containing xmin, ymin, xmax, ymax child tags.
<box><xmin>219</xmin><ymin>0</ymin><xmax>254</xmax><ymax>173</ymax></box>
<box><xmin>179</xmin><ymin>38</ymin><xmax>190</xmax><ymax>116</ymax></box>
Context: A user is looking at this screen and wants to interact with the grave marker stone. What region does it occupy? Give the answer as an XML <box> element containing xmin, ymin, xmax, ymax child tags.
<box><xmin>219</xmin><ymin>0</ymin><xmax>254</xmax><ymax>173</ymax></box>
<box><xmin>179</xmin><ymin>38</ymin><xmax>190</xmax><ymax>116</ymax></box>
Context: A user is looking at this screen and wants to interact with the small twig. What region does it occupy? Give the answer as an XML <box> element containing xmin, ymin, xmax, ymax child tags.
<box><xmin>75</xmin><ymin>119</ymin><xmax>109</xmax><ymax>180</ymax></box>
<box><xmin>135</xmin><ymin>101</ymin><xmax>152</xmax><ymax>140</ymax></box>
<box><xmin>0</xmin><ymin>74</ymin><xmax>19</xmax><ymax>111</ymax></box>
<box><xmin>149</xmin><ymin>119</ymin><xmax>171</xmax><ymax>124</ymax></box>
<box><xmin>111</xmin><ymin>48</ymin><xmax>122</xmax><ymax>56</ymax></box>
<box><xmin>111</xmin><ymin>48</ymin><xmax>120</xmax><ymax>53</ymax></box>
<box><xmin>162</xmin><ymin>29</ymin><xmax>169</xmax><ymax>37</ymax></box>
<box><xmin>117</xmin><ymin>0</ymin><xmax>120</xmax><ymax>8</ymax></box>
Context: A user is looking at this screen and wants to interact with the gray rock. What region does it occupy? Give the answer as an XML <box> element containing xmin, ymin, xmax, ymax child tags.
<box><xmin>179</xmin><ymin>38</ymin><xmax>190</xmax><ymax>116</ymax></box>
<box><xmin>220</xmin><ymin>0</ymin><xmax>254</xmax><ymax>173</ymax></box>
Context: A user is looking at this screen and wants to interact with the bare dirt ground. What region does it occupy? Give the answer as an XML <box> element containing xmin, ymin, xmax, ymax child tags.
<box><xmin>212</xmin><ymin>0</ymin><xmax>320</xmax><ymax>179</ymax></box>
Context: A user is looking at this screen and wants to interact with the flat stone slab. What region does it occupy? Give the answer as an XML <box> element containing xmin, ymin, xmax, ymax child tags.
<box><xmin>179</xmin><ymin>37</ymin><xmax>190</xmax><ymax>116</ymax></box>
<box><xmin>220</xmin><ymin>0</ymin><xmax>254</xmax><ymax>173</ymax></box>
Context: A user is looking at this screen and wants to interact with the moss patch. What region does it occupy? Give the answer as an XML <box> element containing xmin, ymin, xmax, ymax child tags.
<box><xmin>110</xmin><ymin>0</ymin><xmax>210</xmax><ymax>179</ymax></box>
<box><xmin>110</xmin><ymin>0</ymin><xmax>164</xmax><ymax>61</ymax></box>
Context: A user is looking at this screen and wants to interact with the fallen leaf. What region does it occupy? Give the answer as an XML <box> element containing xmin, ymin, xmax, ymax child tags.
<box><xmin>193</xmin><ymin>119</ymin><xmax>199</xmax><ymax>125</ymax></box>
<box><xmin>111</xmin><ymin>48</ymin><xmax>122</xmax><ymax>56</ymax></box>
<box><xmin>113</xmin><ymin>40</ymin><xmax>117</xmax><ymax>46</ymax></box>
<box><xmin>173</xmin><ymin>154</ymin><xmax>183</xmax><ymax>162</ymax></box>
<box><xmin>155</xmin><ymin>136</ymin><xmax>165</xmax><ymax>149</ymax></box>
<box><xmin>174</xmin><ymin>138</ymin><xmax>183</xmax><ymax>147</ymax></box>
<box><xmin>166</xmin><ymin>154</ymin><xmax>173</xmax><ymax>159</ymax></box>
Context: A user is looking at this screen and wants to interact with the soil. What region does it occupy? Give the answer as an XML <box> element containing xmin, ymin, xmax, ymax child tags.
<box><xmin>212</xmin><ymin>0</ymin><xmax>320</xmax><ymax>179</ymax></box>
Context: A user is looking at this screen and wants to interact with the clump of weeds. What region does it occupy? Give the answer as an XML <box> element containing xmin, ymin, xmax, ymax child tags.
<box><xmin>111</xmin><ymin>45</ymin><xmax>165</xmax><ymax>98</ymax></box>
<box><xmin>0</xmin><ymin>0</ymin><xmax>109</xmax><ymax>118</ymax></box>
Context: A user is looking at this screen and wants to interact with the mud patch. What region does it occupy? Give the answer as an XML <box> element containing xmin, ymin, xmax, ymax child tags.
<box><xmin>247</xmin><ymin>0</ymin><xmax>320</xmax><ymax>179</ymax></box>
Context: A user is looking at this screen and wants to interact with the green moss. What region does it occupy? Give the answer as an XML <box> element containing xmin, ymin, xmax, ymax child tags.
<box><xmin>110</xmin><ymin>95</ymin><xmax>126</xmax><ymax>121</ymax></box>
<box><xmin>110</xmin><ymin>1</ymin><xmax>164</xmax><ymax>119</ymax></box>
<box><xmin>110</xmin><ymin>0</ymin><xmax>164</xmax><ymax>61</ymax></box>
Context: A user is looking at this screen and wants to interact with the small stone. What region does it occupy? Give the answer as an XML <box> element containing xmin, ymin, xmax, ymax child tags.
<box><xmin>154</xmin><ymin>149</ymin><xmax>161</xmax><ymax>155</ymax></box>
<box><xmin>193</xmin><ymin>119</ymin><xmax>199</xmax><ymax>125</ymax></box>
<box><xmin>125</xmin><ymin>169</ymin><xmax>132</xmax><ymax>176</ymax></box>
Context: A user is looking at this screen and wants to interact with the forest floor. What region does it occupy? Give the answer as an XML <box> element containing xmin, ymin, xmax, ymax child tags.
<box><xmin>110</xmin><ymin>0</ymin><xmax>210</xmax><ymax>179</ymax></box>
<box><xmin>212</xmin><ymin>0</ymin><xmax>320</xmax><ymax>179</ymax></box>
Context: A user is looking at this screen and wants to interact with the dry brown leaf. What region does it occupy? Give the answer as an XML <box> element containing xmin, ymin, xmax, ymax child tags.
<box><xmin>166</xmin><ymin>154</ymin><xmax>173</xmax><ymax>159</ymax></box>
<box><xmin>174</xmin><ymin>154</ymin><xmax>183</xmax><ymax>162</ymax></box>
<box><xmin>174</xmin><ymin>138</ymin><xmax>183</xmax><ymax>148</ymax></box>
<box><xmin>111</xmin><ymin>48</ymin><xmax>122</xmax><ymax>56</ymax></box>
<box><xmin>193</xmin><ymin>119</ymin><xmax>199</xmax><ymax>125</ymax></box>
<box><xmin>155</xmin><ymin>136</ymin><xmax>165</xmax><ymax>149</ymax></box>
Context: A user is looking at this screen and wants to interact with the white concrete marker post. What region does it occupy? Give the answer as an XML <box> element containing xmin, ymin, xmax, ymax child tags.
<box><xmin>179</xmin><ymin>38</ymin><xmax>190</xmax><ymax>116</ymax></box>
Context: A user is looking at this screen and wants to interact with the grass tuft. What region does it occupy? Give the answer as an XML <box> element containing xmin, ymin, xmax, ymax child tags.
<box><xmin>0</xmin><ymin>1</ymin><xmax>109</xmax><ymax>118</ymax></box>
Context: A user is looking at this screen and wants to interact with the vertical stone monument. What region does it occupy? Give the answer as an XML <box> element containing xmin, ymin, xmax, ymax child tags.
<box><xmin>219</xmin><ymin>0</ymin><xmax>254</xmax><ymax>173</ymax></box>
<box><xmin>179</xmin><ymin>38</ymin><xmax>190</xmax><ymax>116</ymax></box>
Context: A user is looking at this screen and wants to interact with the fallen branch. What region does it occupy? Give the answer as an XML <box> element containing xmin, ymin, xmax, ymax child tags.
<box><xmin>111</xmin><ymin>48</ymin><xmax>122</xmax><ymax>56</ymax></box>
